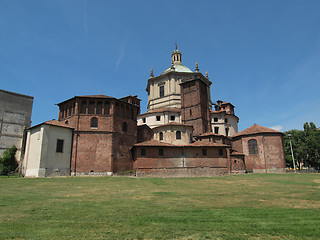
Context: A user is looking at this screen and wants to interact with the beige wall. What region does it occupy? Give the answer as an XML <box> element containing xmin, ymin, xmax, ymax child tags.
<box><xmin>137</xmin><ymin>112</ymin><xmax>181</xmax><ymax>128</ymax></box>
<box><xmin>23</xmin><ymin>124</ymin><xmax>73</xmax><ymax>177</ymax></box>
<box><xmin>211</xmin><ymin>112</ymin><xmax>238</xmax><ymax>137</ymax></box>
<box><xmin>153</xmin><ymin>125</ymin><xmax>192</xmax><ymax>145</ymax></box>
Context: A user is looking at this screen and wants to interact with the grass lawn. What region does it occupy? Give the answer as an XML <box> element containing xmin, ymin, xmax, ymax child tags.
<box><xmin>0</xmin><ymin>173</ymin><xmax>319</xmax><ymax>239</ymax></box>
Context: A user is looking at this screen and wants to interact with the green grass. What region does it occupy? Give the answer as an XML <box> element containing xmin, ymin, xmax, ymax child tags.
<box><xmin>0</xmin><ymin>174</ymin><xmax>319</xmax><ymax>239</ymax></box>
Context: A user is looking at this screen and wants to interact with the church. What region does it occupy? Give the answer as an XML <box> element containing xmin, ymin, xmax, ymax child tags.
<box><xmin>22</xmin><ymin>47</ymin><xmax>286</xmax><ymax>177</ymax></box>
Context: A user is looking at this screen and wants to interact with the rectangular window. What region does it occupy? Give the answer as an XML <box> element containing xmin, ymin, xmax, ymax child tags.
<box><xmin>156</xmin><ymin>116</ymin><xmax>161</xmax><ymax>121</ymax></box>
<box><xmin>159</xmin><ymin>85</ymin><xmax>164</xmax><ymax>98</ymax></box>
<box><xmin>225</xmin><ymin>128</ymin><xmax>229</xmax><ymax>136</ymax></box>
<box><xmin>159</xmin><ymin>148</ymin><xmax>164</xmax><ymax>156</ymax></box>
<box><xmin>219</xmin><ymin>149</ymin><xmax>224</xmax><ymax>156</ymax></box>
<box><xmin>225</xmin><ymin>118</ymin><xmax>228</xmax><ymax>123</ymax></box>
<box><xmin>170</xmin><ymin>115</ymin><xmax>175</xmax><ymax>121</ymax></box>
<box><xmin>143</xmin><ymin>118</ymin><xmax>146</xmax><ymax>123</ymax></box>
<box><xmin>214</xmin><ymin>117</ymin><xmax>218</xmax><ymax>122</ymax></box>
<box><xmin>140</xmin><ymin>148</ymin><xmax>146</xmax><ymax>156</ymax></box>
<box><xmin>56</xmin><ymin>139</ymin><xmax>64</xmax><ymax>153</ymax></box>
<box><xmin>202</xmin><ymin>148</ymin><xmax>207</xmax><ymax>156</ymax></box>
<box><xmin>214</xmin><ymin>127</ymin><xmax>219</xmax><ymax>134</ymax></box>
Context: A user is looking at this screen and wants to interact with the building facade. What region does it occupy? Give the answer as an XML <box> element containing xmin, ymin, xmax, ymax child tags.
<box><xmin>57</xmin><ymin>95</ymin><xmax>140</xmax><ymax>175</ymax></box>
<box><xmin>0</xmin><ymin>89</ymin><xmax>33</xmax><ymax>163</ymax></box>
<box><xmin>22</xmin><ymin>46</ymin><xmax>286</xmax><ymax>177</ymax></box>
<box><xmin>22</xmin><ymin>120</ymin><xmax>73</xmax><ymax>177</ymax></box>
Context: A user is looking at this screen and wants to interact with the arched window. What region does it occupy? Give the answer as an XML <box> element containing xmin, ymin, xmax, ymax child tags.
<box><xmin>80</xmin><ymin>100</ymin><xmax>87</xmax><ymax>114</ymax></box>
<box><xmin>88</xmin><ymin>101</ymin><xmax>95</xmax><ymax>114</ymax></box>
<box><xmin>122</xmin><ymin>122</ymin><xmax>127</xmax><ymax>132</ymax></box>
<box><xmin>104</xmin><ymin>101</ymin><xmax>110</xmax><ymax>115</ymax></box>
<box><xmin>248</xmin><ymin>139</ymin><xmax>258</xmax><ymax>155</ymax></box>
<box><xmin>91</xmin><ymin>117</ymin><xmax>98</xmax><ymax>129</ymax></box>
<box><xmin>176</xmin><ymin>131</ymin><xmax>181</xmax><ymax>140</ymax></box>
<box><xmin>159</xmin><ymin>132</ymin><xmax>163</xmax><ymax>140</ymax></box>
<box><xmin>96</xmin><ymin>101</ymin><xmax>102</xmax><ymax>114</ymax></box>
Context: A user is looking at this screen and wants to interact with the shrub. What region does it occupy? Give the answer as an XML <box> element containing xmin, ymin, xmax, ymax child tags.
<box><xmin>0</xmin><ymin>145</ymin><xmax>18</xmax><ymax>175</ymax></box>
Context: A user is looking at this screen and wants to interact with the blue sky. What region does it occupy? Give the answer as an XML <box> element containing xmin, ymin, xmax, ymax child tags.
<box><xmin>1</xmin><ymin>0</ymin><xmax>320</xmax><ymax>132</ymax></box>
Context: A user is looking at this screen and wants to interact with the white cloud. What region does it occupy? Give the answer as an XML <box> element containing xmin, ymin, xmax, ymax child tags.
<box><xmin>270</xmin><ymin>125</ymin><xmax>283</xmax><ymax>131</ymax></box>
<box><xmin>116</xmin><ymin>35</ymin><xmax>129</xmax><ymax>72</ymax></box>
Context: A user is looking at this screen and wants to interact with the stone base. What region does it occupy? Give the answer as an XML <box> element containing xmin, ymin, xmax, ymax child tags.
<box><xmin>71</xmin><ymin>171</ymin><xmax>113</xmax><ymax>176</ymax></box>
<box><xmin>135</xmin><ymin>167</ymin><xmax>230</xmax><ymax>177</ymax></box>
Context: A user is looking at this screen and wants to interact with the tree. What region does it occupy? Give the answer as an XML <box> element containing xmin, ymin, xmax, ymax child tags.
<box><xmin>284</xmin><ymin>129</ymin><xmax>306</xmax><ymax>169</ymax></box>
<box><xmin>0</xmin><ymin>145</ymin><xmax>18</xmax><ymax>175</ymax></box>
<box><xmin>303</xmin><ymin>122</ymin><xmax>320</xmax><ymax>169</ymax></box>
<box><xmin>284</xmin><ymin>122</ymin><xmax>320</xmax><ymax>170</ymax></box>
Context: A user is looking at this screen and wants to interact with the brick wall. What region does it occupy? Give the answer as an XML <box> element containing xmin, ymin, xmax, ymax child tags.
<box><xmin>180</xmin><ymin>79</ymin><xmax>211</xmax><ymax>136</ymax></box>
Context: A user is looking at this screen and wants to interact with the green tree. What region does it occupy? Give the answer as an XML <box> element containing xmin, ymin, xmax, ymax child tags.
<box><xmin>303</xmin><ymin>122</ymin><xmax>320</xmax><ymax>169</ymax></box>
<box><xmin>0</xmin><ymin>145</ymin><xmax>18</xmax><ymax>175</ymax></box>
<box><xmin>284</xmin><ymin>129</ymin><xmax>306</xmax><ymax>169</ymax></box>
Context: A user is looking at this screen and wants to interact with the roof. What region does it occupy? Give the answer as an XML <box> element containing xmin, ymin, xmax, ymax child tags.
<box><xmin>198</xmin><ymin>132</ymin><xmax>225</xmax><ymax>137</ymax></box>
<box><xmin>29</xmin><ymin>119</ymin><xmax>74</xmax><ymax>130</ymax></box>
<box><xmin>134</xmin><ymin>140</ymin><xmax>228</xmax><ymax>148</ymax></box>
<box><xmin>233</xmin><ymin>124</ymin><xmax>282</xmax><ymax>138</ymax></box>
<box><xmin>230</xmin><ymin>150</ymin><xmax>245</xmax><ymax>156</ymax></box>
<box><xmin>139</xmin><ymin>108</ymin><xmax>181</xmax><ymax>116</ymax></box>
<box><xmin>57</xmin><ymin>95</ymin><xmax>116</xmax><ymax>105</ymax></box>
<box><xmin>134</xmin><ymin>140</ymin><xmax>174</xmax><ymax>147</ymax></box>
<box><xmin>161</xmin><ymin>64</ymin><xmax>193</xmax><ymax>75</ymax></box>
<box><xmin>186</xmin><ymin>141</ymin><xmax>229</xmax><ymax>147</ymax></box>
<box><xmin>153</xmin><ymin>122</ymin><xmax>193</xmax><ymax>129</ymax></box>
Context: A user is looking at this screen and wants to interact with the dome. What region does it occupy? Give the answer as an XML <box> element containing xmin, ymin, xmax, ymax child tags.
<box><xmin>160</xmin><ymin>64</ymin><xmax>193</xmax><ymax>75</ymax></box>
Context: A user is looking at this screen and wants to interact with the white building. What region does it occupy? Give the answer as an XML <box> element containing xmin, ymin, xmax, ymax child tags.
<box><xmin>22</xmin><ymin>120</ymin><xmax>73</xmax><ymax>177</ymax></box>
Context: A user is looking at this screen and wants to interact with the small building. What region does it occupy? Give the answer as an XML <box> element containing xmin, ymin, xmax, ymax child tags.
<box><xmin>22</xmin><ymin>120</ymin><xmax>73</xmax><ymax>177</ymax></box>
<box><xmin>232</xmin><ymin>124</ymin><xmax>286</xmax><ymax>173</ymax></box>
<box><xmin>0</xmin><ymin>89</ymin><xmax>33</xmax><ymax>163</ymax></box>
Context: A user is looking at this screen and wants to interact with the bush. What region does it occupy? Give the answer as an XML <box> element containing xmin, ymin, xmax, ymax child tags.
<box><xmin>0</xmin><ymin>145</ymin><xmax>18</xmax><ymax>175</ymax></box>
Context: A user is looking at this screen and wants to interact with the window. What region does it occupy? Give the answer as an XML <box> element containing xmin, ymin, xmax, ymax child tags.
<box><xmin>122</xmin><ymin>122</ymin><xmax>128</xmax><ymax>132</ymax></box>
<box><xmin>143</xmin><ymin>118</ymin><xmax>146</xmax><ymax>123</ymax></box>
<box><xmin>214</xmin><ymin>117</ymin><xmax>218</xmax><ymax>122</ymax></box>
<box><xmin>214</xmin><ymin>127</ymin><xmax>219</xmax><ymax>134</ymax></box>
<box><xmin>202</xmin><ymin>148</ymin><xmax>207</xmax><ymax>156</ymax></box>
<box><xmin>225</xmin><ymin>118</ymin><xmax>228</xmax><ymax>123</ymax></box>
<box><xmin>159</xmin><ymin>148</ymin><xmax>164</xmax><ymax>156</ymax></box>
<box><xmin>225</xmin><ymin>128</ymin><xmax>229</xmax><ymax>136</ymax></box>
<box><xmin>96</xmin><ymin>101</ymin><xmax>102</xmax><ymax>114</ymax></box>
<box><xmin>176</xmin><ymin>131</ymin><xmax>181</xmax><ymax>139</ymax></box>
<box><xmin>219</xmin><ymin>149</ymin><xmax>224</xmax><ymax>156</ymax></box>
<box><xmin>159</xmin><ymin>85</ymin><xmax>164</xmax><ymax>97</ymax></box>
<box><xmin>170</xmin><ymin>115</ymin><xmax>175</xmax><ymax>121</ymax></box>
<box><xmin>104</xmin><ymin>101</ymin><xmax>110</xmax><ymax>115</ymax></box>
<box><xmin>80</xmin><ymin>100</ymin><xmax>87</xmax><ymax>114</ymax></box>
<box><xmin>115</xmin><ymin>103</ymin><xmax>119</xmax><ymax>116</ymax></box>
<box><xmin>160</xmin><ymin>132</ymin><xmax>163</xmax><ymax>140</ymax></box>
<box><xmin>190</xmin><ymin>109</ymin><xmax>192</xmax><ymax>116</ymax></box>
<box><xmin>56</xmin><ymin>139</ymin><xmax>64</xmax><ymax>153</ymax></box>
<box><xmin>156</xmin><ymin>116</ymin><xmax>161</xmax><ymax>121</ymax></box>
<box><xmin>91</xmin><ymin>117</ymin><xmax>98</xmax><ymax>128</ymax></box>
<box><xmin>140</xmin><ymin>148</ymin><xmax>146</xmax><ymax>156</ymax></box>
<box><xmin>88</xmin><ymin>101</ymin><xmax>95</xmax><ymax>114</ymax></box>
<box><xmin>248</xmin><ymin>139</ymin><xmax>258</xmax><ymax>155</ymax></box>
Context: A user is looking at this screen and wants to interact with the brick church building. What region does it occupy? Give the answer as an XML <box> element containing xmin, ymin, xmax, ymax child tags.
<box><xmin>22</xmin><ymin>47</ymin><xmax>286</xmax><ymax>177</ymax></box>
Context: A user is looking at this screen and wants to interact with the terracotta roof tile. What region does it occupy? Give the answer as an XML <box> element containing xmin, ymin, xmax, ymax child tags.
<box><xmin>44</xmin><ymin>119</ymin><xmax>74</xmax><ymax>129</ymax></box>
<box><xmin>139</xmin><ymin>108</ymin><xmax>181</xmax><ymax>116</ymax></box>
<box><xmin>134</xmin><ymin>140</ymin><xmax>174</xmax><ymax>147</ymax></box>
<box><xmin>186</xmin><ymin>141</ymin><xmax>229</xmax><ymax>147</ymax></box>
<box><xmin>230</xmin><ymin>150</ymin><xmax>244</xmax><ymax>156</ymax></box>
<box><xmin>233</xmin><ymin>124</ymin><xmax>282</xmax><ymax>138</ymax></box>
<box><xmin>198</xmin><ymin>132</ymin><xmax>224</xmax><ymax>137</ymax></box>
<box><xmin>153</xmin><ymin>122</ymin><xmax>193</xmax><ymax>129</ymax></box>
